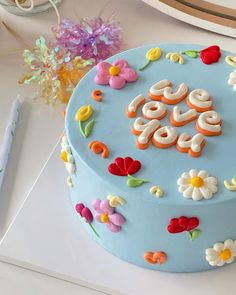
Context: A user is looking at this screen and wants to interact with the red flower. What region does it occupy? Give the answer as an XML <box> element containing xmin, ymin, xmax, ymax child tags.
<box><xmin>75</xmin><ymin>203</ymin><xmax>93</xmax><ymax>224</ymax></box>
<box><xmin>200</xmin><ymin>45</ymin><xmax>221</xmax><ymax>64</ymax></box>
<box><xmin>108</xmin><ymin>156</ymin><xmax>142</xmax><ymax>176</ymax></box>
<box><xmin>167</xmin><ymin>216</ymin><xmax>199</xmax><ymax>234</ymax></box>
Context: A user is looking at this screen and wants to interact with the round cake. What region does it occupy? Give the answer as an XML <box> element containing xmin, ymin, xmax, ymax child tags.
<box><xmin>62</xmin><ymin>43</ymin><xmax>236</xmax><ymax>272</ymax></box>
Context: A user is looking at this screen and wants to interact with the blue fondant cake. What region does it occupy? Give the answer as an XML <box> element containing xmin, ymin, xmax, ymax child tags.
<box><xmin>63</xmin><ymin>44</ymin><xmax>236</xmax><ymax>272</ymax></box>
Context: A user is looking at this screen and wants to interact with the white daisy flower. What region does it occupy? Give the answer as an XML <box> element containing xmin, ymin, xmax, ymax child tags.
<box><xmin>228</xmin><ymin>70</ymin><xmax>236</xmax><ymax>91</ymax></box>
<box><xmin>60</xmin><ymin>136</ymin><xmax>76</xmax><ymax>174</ymax></box>
<box><xmin>206</xmin><ymin>239</ymin><xmax>236</xmax><ymax>267</ymax></box>
<box><xmin>177</xmin><ymin>169</ymin><xmax>217</xmax><ymax>201</ymax></box>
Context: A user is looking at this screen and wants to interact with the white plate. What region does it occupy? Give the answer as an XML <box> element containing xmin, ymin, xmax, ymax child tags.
<box><xmin>143</xmin><ymin>0</ymin><xmax>236</xmax><ymax>38</ymax></box>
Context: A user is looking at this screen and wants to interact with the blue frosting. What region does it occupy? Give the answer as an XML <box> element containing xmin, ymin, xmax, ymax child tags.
<box><xmin>66</xmin><ymin>44</ymin><xmax>236</xmax><ymax>272</ymax></box>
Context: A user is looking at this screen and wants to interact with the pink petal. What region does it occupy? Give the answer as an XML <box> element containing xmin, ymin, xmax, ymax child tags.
<box><xmin>112</xmin><ymin>59</ymin><xmax>129</xmax><ymax>69</ymax></box>
<box><xmin>108</xmin><ymin>213</ymin><xmax>125</xmax><ymax>226</ymax></box>
<box><xmin>95</xmin><ymin>213</ymin><xmax>102</xmax><ymax>223</ymax></box>
<box><xmin>94</xmin><ymin>73</ymin><xmax>110</xmax><ymax>85</ymax></box>
<box><xmin>96</xmin><ymin>61</ymin><xmax>111</xmax><ymax>74</ymax></box>
<box><xmin>109</xmin><ymin>75</ymin><xmax>126</xmax><ymax>89</ymax></box>
<box><xmin>119</xmin><ymin>67</ymin><xmax>138</xmax><ymax>82</ymax></box>
<box><xmin>92</xmin><ymin>199</ymin><xmax>103</xmax><ymax>214</ymax></box>
<box><xmin>100</xmin><ymin>200</ymin><xmax>114</xmax><ymax>215</ymax></box>
<box><xmin>107</xmin><ymin>222</ymin><xmax>121</xmax><ymax>233</ymax></box>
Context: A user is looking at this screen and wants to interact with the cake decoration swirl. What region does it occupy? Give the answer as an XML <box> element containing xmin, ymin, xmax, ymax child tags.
<box><xmin>106</xmin><ymin>195</ymin><xmax>126</xmax><ymax>207</ymax></box>
<box><xmin>149</xmin><ymin>186</ymin><xmax>164</xmax><ymax>198</ymax></box>
<box><xmin>224</xmin><ymin>177</ymin><xmax>236</xmax><ymax>191</ymax></box>
<box><xmin>144</xmin><ymin>251</ymin><xmax>167</xmax><ymax>265</ymax></box>
<box><xmin>94</xmin><ymin>59</ymin><xmax>138</xmax><ymax>89</ymax></box>
<box><xmin>225</xmin><ymin>55</ymin><xmax>236</xmax><ymax>68</ymax></box>
<box><xmin>91</xmin><ymin>89</ymin><xmax>103</xmax><ymax>102</ymax></box>
<box><xmin>88</xmin><ymin>140</ymin><xmax>109</xmax><ymax>158</ymax></box>
<box><xmin>92</xmin><ymin>199</ymin><xmax>125</xmax><ymax>233</ymax></box>
<box><xmin>177</xmin><ymin>169</ymin><xmax>217</xmax><ymax>201</ymax></box>
<box><xmin>166</xmin><ymin>52</ymin><xmax>184</xmax><ymax>64</ymax></box>
<box><xmin>206</xmin><ymin>239</ymin><xmax>236</xmax><ymax>267</ymax></box>
<box><xmin>148</xmin><ymin>79</ymin><xmax>172</xmax><ymax>101</ymax></box>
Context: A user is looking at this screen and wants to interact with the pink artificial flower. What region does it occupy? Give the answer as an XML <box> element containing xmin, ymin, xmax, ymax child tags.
<box><xmin>92</xmin><ymin>199</ymin><xmax>125</xmax><ymax>232</ymax></box>
<box><xmin>94</xmin><ymin>59</ymin><xmax>138</xmax><ymax>89</ymax></box>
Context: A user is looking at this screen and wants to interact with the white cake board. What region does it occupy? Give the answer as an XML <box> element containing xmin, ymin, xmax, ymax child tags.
<box><xmin>0</xmin><ymin>142</ymin><xmax>236</xmax><ymax>295</ymax></box>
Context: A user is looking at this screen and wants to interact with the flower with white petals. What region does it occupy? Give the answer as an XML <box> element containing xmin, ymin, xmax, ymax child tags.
<box><xmin>177</xmin><ymin>169</ymin><xmax>217</xmax><ymax>201</ymax></box>
<box><xmin>206</xmin><ymin>239</ymin><xmax>236</xmax><ymax>267</ymax></box>
<box><xmin>228</xmin><ymin>69</ymin><xmax>236</xmax><ymax>91</ymax></box>
<box><xmin>60</xmin><ymin>136</ymin><xmax>76</xmax><ymax>174</ymax></box>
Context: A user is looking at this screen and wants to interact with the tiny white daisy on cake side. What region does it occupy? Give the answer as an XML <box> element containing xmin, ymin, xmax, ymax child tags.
<box><xmin>177</xmin><ymin>169</ymin><xmax>217</xmax><ymax>201</ymax></box>
<box><xmin>206</xmin><ymin>239</ymin><xmax>236</xmax><ymax>267</ymax></box>
<box><xmin>228</xmin><ymin>69</ymin><xmax>236</xmax><ymax>91</ymax></box>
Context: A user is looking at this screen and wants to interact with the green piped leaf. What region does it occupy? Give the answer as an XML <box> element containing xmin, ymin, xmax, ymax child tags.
<box><xmin>188</xmin><ymin>229</ymin><xmax>201</xmax><ymax>241</ymax></box>
<box><xmin>184</xmin><ymin>51</ymin><xmax>198</xmax><ymax>58</ymax></box>
<box><xmin>126</xmin><ymin>174</ymin><xmax>149</xmax><ymax>187</ymax></box>
<box><xmin>84</xmin><ymin>119</ymin><xmax>95</xmax><ymax>137</ymax></box>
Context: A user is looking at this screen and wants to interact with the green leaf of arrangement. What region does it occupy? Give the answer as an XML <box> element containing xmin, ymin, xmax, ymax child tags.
<box><xmin>126</xmin><ymin>174</ymin><xmax>149</xmax><ymax>187</ymax></box>
<box><xmin>188</xmin><ymin>229</ymin><xmax>201</xmax><ymax>241</ymax></box>
<box><xmin>84</xmin><ymin>119</ymin><xmax>95</xmax><ymax>138</ymax></box>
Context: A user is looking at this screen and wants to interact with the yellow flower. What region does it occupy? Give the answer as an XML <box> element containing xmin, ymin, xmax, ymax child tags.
<box><xmin>146</xmin><ymin>48</ymin><xmax>162</xmax><ymax>61</ymax></box>
<box><xmin>75</xmin><ymin>105</ymin><xmax>93</xmax><ymax>122</ymax></box>
<box><xmin>139</xmin><ymin>47</ymin><xmax>162</xmax><ymax>71</ymax></box>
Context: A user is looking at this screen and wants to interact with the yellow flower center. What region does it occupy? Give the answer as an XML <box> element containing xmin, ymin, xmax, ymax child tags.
<box><xmin>220</xmin><ymin>249</ymin><xmax>232</xmax><ymax>261</ymax></box>
<box><xmin>101</xmin><ymin>213</ymin><xmax>109</xmax><ymax>223</ymax></box>
<box><xmin>191</xmin><ymin>176</ymin><xmax>204</xmax><ymax>188</ymax></box>
<box><xmin>109</xmin><ymin>66</ymin><xmax>120</xmax><ymax>76</ymax></box>
<box><xmin>60</xmin><ymin>151</ymin><xmax>68</xmax><ymax>162</ymax></box>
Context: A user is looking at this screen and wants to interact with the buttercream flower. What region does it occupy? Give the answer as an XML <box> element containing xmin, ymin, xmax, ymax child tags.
<box><xmin>200</xmin><ymin>45</ymin><xmax>221</xmax><ymax>64</ymax></box>
<box><xmin>228</xmin><ymin>69</ymin><xmax>236</xmax><ymax>91</ymax></box>
<box><xmin>94</xmin><ymin>59</ymin><xmax>138</xmax><ymax>89</ymax></box>
<box><xmin>177</xmin><ymin>169</ymin><xmax>217</xmax><ymax>201</ymax></box>
<box><xmin>60</xmin><ymin>136</ymin><xmax>76</xmax><ymax>174</ymax></box>
<box><xmin>75</xmin><ymin>203</ymin><xmax>99</xmax><ymax>237</ymax></box>
<box><xmin>206</xmin><ymin>239</ymin><xmax>236</xmax><ymax>267</ymax></box>
<box><xmin>75</xmin><ymin>105</ymin><xmax>93</xmax><ymax>122</ymax></box>
<box><xmin>139</xmin><ymin>47</ymin><xmax>162</xmax><ymax>70</ymax></box>
<box><xmin>92</xmin><ymin>199</ymin><xmax>125</xmax><ymax>232</ymax></box>
<box><xmin>108</xmin><ymin>156</ymin><xmax>141</xmax><ymax>176</ymax></box>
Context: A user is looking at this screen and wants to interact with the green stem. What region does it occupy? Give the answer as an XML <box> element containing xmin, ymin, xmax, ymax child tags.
<box><xmin>181</xmin><ymin>50</ymin><xmax>201</xmax><ymax>54</ymax></box>
<box><xmin>89</xmin><ymin>223</ymin><xmax>99</xmax><ymax>237</ymax></box>
<box><xmin>79</xmin><ymin>120</ymin><xmax>86</xmax><ymax>138</ymax></box>
<box><xmin>139</xmin><ymin>60</ymin><xmax>151</xmax><ymax>71</ymax></box>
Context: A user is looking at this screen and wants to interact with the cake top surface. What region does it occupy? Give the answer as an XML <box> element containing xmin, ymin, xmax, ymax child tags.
<box><xmin>66</xmin><ymin>43</ymin><xmax>236</xmax><ymax>206</ymax></box>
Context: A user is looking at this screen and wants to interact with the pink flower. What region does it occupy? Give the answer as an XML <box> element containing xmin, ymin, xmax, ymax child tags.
<box><xmin>94</xmin><ymin>59</ymin><xmax>138</xmax><ymax>89</ymax></box>
<box><xmin>92</xmin><ymin>199</ymin><xmax>125</xmax><ymax>232</ymax></box>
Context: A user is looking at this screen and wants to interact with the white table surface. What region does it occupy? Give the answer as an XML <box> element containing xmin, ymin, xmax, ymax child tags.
<box><xmin>0</xmin><ymin>0</ymin><xmax>236</xmax><ymax>294</ymax></box>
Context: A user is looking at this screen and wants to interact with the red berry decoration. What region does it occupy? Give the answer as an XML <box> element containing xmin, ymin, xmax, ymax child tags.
<box><xmin>167</xmin><ymin>216</ymin><xmax>199</xmax><ymax>234</ymax></box>
<box><xmin>200</xmin><ymin>45</ymin><xmax>221</xmax><ymax>64</ymax></box>
<box><xmin>108</xmin><ymin>156</ymin><xmax>142</xmax><ymax>176</ymax></box>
